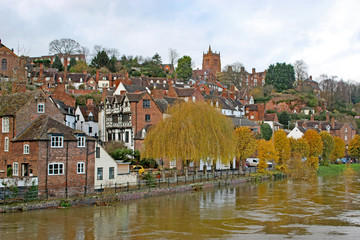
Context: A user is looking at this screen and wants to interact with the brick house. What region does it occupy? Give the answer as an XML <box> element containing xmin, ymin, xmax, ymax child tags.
<box><xmin>0</xmin><ymin>39</ymin><xmax>26</xmax><ymax>80</ymax></box>
<box><xmin>9</xmin><ymin>115</ymin><xmax>95</xmax><ymax>197</ymax></box>
<box><xmin>104</xmin><ymin>91</ymin><xmax>164</xmax><ymax>151</ymax></box>
<box><xmin>244</xmin><ymin>103</ymin><xmax>265</xmax><ymax>124</ymax></box>
<box><xmin>167</xmin><ymin>84</ymin><xmax>204</xmax><ymax>102</ymax></box>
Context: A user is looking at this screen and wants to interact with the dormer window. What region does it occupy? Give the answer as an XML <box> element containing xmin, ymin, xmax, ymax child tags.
<box><xmin>78</xmin><ymin>136</ymin><xmax>86</xmax><ymax>147</ymax></box>
<box><xmin>51</xmin><ymin>135</ymin><xmax>63</xmax><ymax>148</ymax></box>
<box><xmin>38</xmin><ymin>103</ymin><xmax>45</xmax><ymax>113</ymax></box>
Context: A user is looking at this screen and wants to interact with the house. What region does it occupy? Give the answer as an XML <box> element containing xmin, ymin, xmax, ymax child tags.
<box><xmin>167</xmin><ymin>84</ymin><xmax>204</xmax><ymax>102</ymax></box>
<box><xmin>230</xmin><ymin>117</ymin><xmax>261</xmax><ymax>133</ymax></box>
<box><xmin>75</xmin><ymin>99</ymin><xmax>99</xmax><ymax>138</ymax></box>
<box><xmin>0</xmin><ymin>39</ymin><xmax>26</xmax><ymax>81</ymax></box>
<box><xmin>104</xmin><ymin>91</ymin><xmax>164</xmax><ymax>151</ymax></box>
<box><xmin>264</xmin><ymin>113</ymin><xmax>283</xmax><ymax>131</ymax></box>
<box><xmin>287</xmin><ymin>126</ymin><xmax>306</xmax><ymax>139</ymax></box>
<box><xmin>1</xmin><ymin>115</ymin><xmax>96</xmax><ymax>197</ymax></box>
<box><xmin>53</xmin><ymin>98</ymin><xmax>76</xmax><ymax>129</ymax></box>
<box><xmin>244</xmin><ymin>103</ymin><xmax>265</xmax><ymax>125</ymax></box>
<box><xmin>94</xmin><ymin>142</ymin><xmax>137</xmax><ymax>189</ymax></box>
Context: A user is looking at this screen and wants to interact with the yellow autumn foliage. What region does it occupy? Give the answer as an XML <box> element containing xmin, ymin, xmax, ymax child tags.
<box><xmin>257</xmin><ymin>139</ymin><xmax>278</xmax><ymax>173</ymax></box>
<box><xmin>143</xmin><ymin>101</ymin><xmax>235</xmax><ymax>165</ymax></box>
<box><xmin>234</xmin><ymin>127</ymin><xmax>257</xmax><ymax>167</ymax></box>
<box><xmin>303</xmin><ymin>129</ymin><xmax>323</xmax><ymax>157</ymax></box>
<box><xmin>348</xmin><ymin>135</ymin><xmax>360</xmax><ymax>160</ymax></box>
<box><xmin>330</xmin><ymin>136</ymin><xmax>345</xmax><ymax>163</ymax></box>
<box><xmin>289</xmin><ymin>137</ymin><xmax>309</xmax><ymax>158</ymax></box>
<box><xmin>274</xmin><ymin>129</ymin><xmax>291</xmax><ymax>165</ymax></box>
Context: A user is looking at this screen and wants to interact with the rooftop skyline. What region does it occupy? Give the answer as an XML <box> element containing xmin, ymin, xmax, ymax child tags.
<box><xmin>1</xmin><ymin>0</ymin><xmax>360</xmax><ymax>81</ymax></box>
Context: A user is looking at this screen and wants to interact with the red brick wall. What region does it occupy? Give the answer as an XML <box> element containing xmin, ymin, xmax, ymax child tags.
<box><xmin>0</xmin><ymin>46</ymin><xmax>24</xmax><ymax>79</ymax></box>
<box><xmin>51</xmin><ymin>83</ymin><xmax>76</xmax><ymax>108</ymax></box>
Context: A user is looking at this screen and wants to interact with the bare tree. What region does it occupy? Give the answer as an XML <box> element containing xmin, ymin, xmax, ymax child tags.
<box><xmin>294</xmin><ymin>60</ymin><xmax>308</xmax><ymax>85</ymax></box>
<box><xmin>220</xmin><ymin>62</ymin><xmax>245</xmax><ymax>88</ymax></box>
<box><xmin>169</xmin><ymin>48</ymin><xmax>179</xmax><ymax>67</ymax></box>
<box><xmin>49</xmin><ymin>38</ymin><xmax>83</xmax><ymax>55</ymax></box>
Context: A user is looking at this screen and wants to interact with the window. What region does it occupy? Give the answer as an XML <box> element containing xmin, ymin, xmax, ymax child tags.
<box><xmin>345</xmin><ymin>128</ymin><xmax>348</xmax><ymax>133</ymax></box>
<box><xmin>143</xmin><ymin>99</ymin><xmax>150</xmax><ymax>108</ymax></box>
<box><xmin>112</xmin><ymin>115</ymin><xmax>118</xmax><ymax>123</ymax></box>
<box><xmin>1</xmin><ymin>59</ymin><xmax>7</xmax><ymax>70</ymax></box>
<box><xmin>145</xmin><ymin>114</ymin><xmax>151</xmax><ymax>122</ymax></box>
<box><xmin>48</xmin><ymin>163</ymin><xmax>64</xmax><ymax>175</ymax></box>
<box><xmin>125</xmin><ymin>132</ymin><xmax>129</xmax><ymax>143</ymax></box>
<box><xmin>170</xmin><ymin>159</ymin><xmax>176</xmax><ymax>168</ymax></box>
<box><xmin>13</xmin><ymin>162</ymin><xmax>19</xmax><ymax>176</ymax></box>
<box><xmin>77</xmin><ymin>136</ymin><xmax>86</xmax><ymax>147</ymax></box>
<box><xmin>97</xmin><ymin>167</ymin><xmax>103</xmax><ymax>180</ymax></box>
<box><xmin>2</xmin><ymin>117</ymin><xmax>9</xmax><ymax>133</ymax></box>
<box><xmin>4</xmin><ymin>137</ymin><xmax>9</xmax><ymax>152</ymax></box>
<box><xmin>109</xmin><ymin>167</ymin><xmax>115</xmax><ymax>179</ymax></box>
<box><xmin>23</xmin><ymin>144</ymin><xmax>29</xmax><ymax>154</ymax></box>
<box><xmin>89</xmin><ymin>127</ymin><xmax>92</xmax><ymax>133</ymax></box>
<box><xmin>37</xmin><ymin>103</ymin><xmax>45</xmax><ymax>113</ymax></box>
<box><xmin>51</xmin><ymin>136</ymin><xmax>63</xmax><ymax>148</ymax></box>
<box><xmin>345</xmin><ymin>136</ymin><xmax>348</xmax><ymax>141</ymax></box>
<box><xmin>250</xmin><ymin>115</ymin><xmax>254</xmax><ymax>120</ymax></box>
<box><xmin>77</xmin><ymin>162</ymin><xmax>85</xmax><ymax>174</ymax></box>
<box><xmin>96</xmin><ymin>147</ymin><xmax>100</xmax><ymax>158</ymax></box>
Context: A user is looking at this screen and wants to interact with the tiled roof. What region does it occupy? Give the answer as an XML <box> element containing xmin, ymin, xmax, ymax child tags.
<box><xmin>246</xmin><ymin>104</ymin><xmax>258</xmax><ymax>111</ymax></box>
<box><xmin>126</xmin><ymin>92</ymin><xmax>146</xmax><ymax>102</ymax></box>
<box><xmin>79</xmin><ymin>105</ymin><xmax>99</xmax><ymax>122</ymax></box>
<box><xmin>264</xmin><ymin>113</ymin><xmax>277</xmax><ymax>121</ymax></box>
<box><xmin>174</xmin><ymin>87</ymin><xmax>196</xmax><ymax>97</ymax></box>
<box><xmin>134</xmin><ymin>124</ymin><xmax>152</xmax><ymax>140</ymax></box>
<box><xmin>13</xmin><ymin>115</ymin><xmax>94</xmax><ymax>142</ymax></box>
<box><xmin>230</xmin><ymin>117</ymin><xmax>259</xmax><ymax>127</ymax></box>
<box><xmin>123</xmin><ymin>84</ymin><xmax>147</xmax><ymax>93</ymax></box>
<box><xmin>53</xmin><ymin>99</ymin><xmax>75</xmax><ymax>116</ymax></box>
<box><xmin>154</xmin><ymin>99</ymin><xmax>168</xmax><ymax>113</ymax></box>
<box><xmin>0</xmin><ymin>90</ymin><xmax>40</xmax><ymax>116</ymax></box>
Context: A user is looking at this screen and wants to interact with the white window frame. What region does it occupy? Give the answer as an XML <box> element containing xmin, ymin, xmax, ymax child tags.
<box><xmin>345</xmin><ymin>135</ymin><xmax>348</xmax><ymax>141</ymax></box>
<box><xmin>77</xmin><ymin>162</ymin><xmax>85</xmax><ymax>174</ymax></box>
<box><xmin>23</xmin><ymin>144</ymin><xmax>29</xmax><ymax>154</ymax></box>
<box><xmin>345</xmin><ymin>128</ymin><xmax>348</xmax><ymax>133</ymax></box>
<box><xmin>4</xmin><ymin>137</ymin><xmax>9</xmax><ymax>152</ymax></box>
<box><xmin>48</xmin><ymin>163</ymin><xmax>64</xmax><ymax>175</ymax></box>
<box><xmin>51</xmin><ymin>136</ymin><xmax>63</xmax><ymax>148</ymax></box>
<box><xmin>2</xmin><ymin>117</ymin><xmax>9</xmax><ymax>133</ymax></box>
<box><xmin>13</xmin><ymin>162</ymin><xmax>19</xmax><ymax>176</ymax></box>
<box><xmin>97</xmin><ymin>167</ymin><xmax>103</xmax><ymax>180</ymax></box>
<box><xmin>109</xmin><ymin>167</ymin><xmax>115</xmax><ymax>179</ymax></box>
<box><xmin>77</xmin><ymin>136</ymin><xmax>86</xmax><ymax>147</ymax></box>
<box><xmin>170</xmin><ymin>159</ymin><xmax>176</xmax><ymax>168</ymax></box>
<box><xmin>37</xmin><ymin>103</ymin><xmax>45</xmax><ymax>113</ymax></box>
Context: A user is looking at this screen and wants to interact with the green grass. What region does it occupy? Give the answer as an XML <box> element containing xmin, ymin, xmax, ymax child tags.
<box><xmin>318</xmin><ymin>163</ymin><xmax>360</xmax><ymax>176</ymax></box>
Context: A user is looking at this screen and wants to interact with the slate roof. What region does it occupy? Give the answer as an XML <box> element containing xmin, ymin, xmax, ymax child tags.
<box><xmin>0</xmin><ymin>90</ymin><xmax>40</xmax><ymax>116</ymax></box>
<box><xmin>55</xmin><ymin>73</ymin><xmax>92</xmax><ymax>83</ymax></box>
<box><xmin>134</xmin><ymin>124</ymin><xmax>152</xmax><ymax>140</ymax></box>
<box><xmin>13</xmin><ymin>115</ymin><xmax>94</xmax><ymax>142</ymax></box>
<box><xmin>230</xmin><ymin>117</ymin><xmax>259</xmax><ymax>127</ymax></box>
<box><xmin>53</xmin><ymin>99</ymin><xmax>75</xmax><ymax>116</ymax></box>
<box><xmin>123</xmin><ymin>84</ymin><xmax>147</xmax><ymax>93</ymax></box>
<box><xmin>154</xmin><ymin>99</ymin><xmax>168</xmax><ymax>113</ymax></box>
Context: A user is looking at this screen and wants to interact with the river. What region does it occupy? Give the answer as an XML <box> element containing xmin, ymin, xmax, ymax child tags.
<box><xmin>1</xmin><ymin>175</ymin><xmax>359</xmax><ymax>239</ymax></box>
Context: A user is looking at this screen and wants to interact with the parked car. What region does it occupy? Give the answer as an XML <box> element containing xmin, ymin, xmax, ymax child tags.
<box><xmin>132</xmin><ymin>165</ymin><xmax>145</xmax><ymax>174</ymax></box>
<box><xmin>336</xmin><ymin>158</ymin><xmax>352</xmax><ymax>164</ymax></box>
<box><xmin>245</xmin><ymin>158</ymin><xmax>272</xmax><ymax>168</ymax></box>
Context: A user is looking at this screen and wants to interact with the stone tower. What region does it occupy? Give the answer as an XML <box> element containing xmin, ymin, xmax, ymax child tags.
<box><xmin>202</xmin><ymin>45</ymin><xmax>221</xmax><ymax>76</ymax></box>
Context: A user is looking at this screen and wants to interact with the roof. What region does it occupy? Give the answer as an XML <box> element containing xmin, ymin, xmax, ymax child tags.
<box><xmin>174</xmin><ymin>87</ymin><xmax>196</xmax><ymax>97</ymax></box>
<box><xmin>264</xmin><ymin>113</ymin><xmax>277</xmax><ymax>122</ymax></box>
<box><xmin>0</xmin><ymin>90</ymin><xmax>41</xmax><ymax>116</ymax></box>
<box><xmin>78</xmin><ymin>105</ymin><xmax>99</xmax><ymax>122</ymax></box>
<box><xmin>246</xmin><ymin>104</ymin><xmax>258</xmax><ymax>111</ymax></box>
<box><xmin>154</xmin><ymin>99</ymin><xmax>168</xmax><ymax>113</ymax></box>
<box><xmin>230</xmin><ymin>117</ymin><xmax>259</xmax><ymax>127</ymax></box>
<box><xmin>134</xmin><ymin>124</ymin><xmax>152</xmax><ymax>140</ymax></box>
<box><xmin>53</xmin><ymin>98</ymin><xmax>75</xmax><ymax>116</ymax></box>
<box><xmin>123</xmin><ymin>84</ymin><xmax>147</xmax><ymax>93</ymax></box>
<box><xmin>13</xmin><ymin>115</ymin><xmax>94</xmax><ymax>142</ymax></box>
<box><xmin>126</xmin><ymin>92</ymin><xmax>146</xmax><ymax>102</ymax></box>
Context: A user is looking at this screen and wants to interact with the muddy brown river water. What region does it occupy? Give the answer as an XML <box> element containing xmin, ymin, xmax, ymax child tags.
<box><xmin>1</xmin><ymin>175</ymin><xmax>360</xmax><ymax>239</ymax></box>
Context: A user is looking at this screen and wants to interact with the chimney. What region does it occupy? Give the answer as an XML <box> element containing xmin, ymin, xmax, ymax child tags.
<box><xmin>326</xmin><ymin>112</ymin><xmax>330</xmax><ymax>122</ymax></box>
<box><xmin>331</xmin><ymin>117</ymin><xmax>335</xmax><ymax>128</ymax></box>
<box><xmin>252</xmin><ymin>68</ymin><xmax>255</xmax><ymax>74</ymax></box>
<box><xmin>102</xmin><ymin>87</ymin><xmax>108</xmax><ymax>102</ymax></box>
<box><xmin>310</xmin><ymin>114</ymin><xmax>314</xmax><ymax>121</ymax></box>
<box><xmin>96</xmin><ymin>69</ymin><xmax>99</xmax><ymax>83</ymax></box>
<box><xmin>241</xmin><ymin>66</ymin><xmax>245</xmax><ymax>72</ymax></box>
<box><xmin>87</xmin><ymin>99</ymin><xmax>94</xmax><ymax>106</ymax></box>
<box><xmin>109</xmin><ymin>73</ymin><xmax>112</xmax><ymax>87</ymax></box>
<box><xmin>39</xmin><ymin>63</ymin><xmax>44</xmax><ymax>78</ymax></box>
<box><xmin>309</xmin><ymin>75</ymin><xmax>312</xmax><ymax>80</ymax></box>
<box><xmin>230</xmin><ymin>84</ymin><xmax>235</xmax><ymax>91</ymax></box>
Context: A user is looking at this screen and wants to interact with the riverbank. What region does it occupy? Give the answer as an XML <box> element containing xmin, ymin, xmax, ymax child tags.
<box><xmin>318</xmin><ymin>163</ymin><xmax>360</xmax><ymax>176</ymax></box>
<box><xmin>1</xmin><ymin>173</ymin><xmax>282</xmax><ymax>213</ymax></box>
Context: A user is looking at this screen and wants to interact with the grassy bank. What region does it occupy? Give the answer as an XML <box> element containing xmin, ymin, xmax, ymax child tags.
<box><xmin>318</xmin><ymin>163</ymin><xmax>360</xmax><ymax>176</ymax></box>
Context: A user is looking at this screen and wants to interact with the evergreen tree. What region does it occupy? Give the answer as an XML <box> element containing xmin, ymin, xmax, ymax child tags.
<box><xmin>265</xmin><ymin>62</ymin><xmax>295</xmax><ymax>92</ymax></box>
<box><xmin>260</xmin><ymin>123</ymin><xmax>273</xmax><ymax>140</ymax></box>
<box><xmin>52</xmin><ymin>56</ymin><xmax>63</xmax><ymax>71</ymax></box>
<box><xmin>278</xmin><ymin>111</ymin><xmax>290</xmax><ymax>128</ymax></box>
<box><xmin>176</xmin><ymin>56</ymin><xmax>193</xmax><ymax>82</ymax></box>
<box><xmin>67</xmin><ymin>57</ymin><xmax>77</xmax><ymax>71</ymax></box>
<box><xmin>91</xmin><ymin>50</ymin><xmax>110</xmax><ymax>69</ymax></box>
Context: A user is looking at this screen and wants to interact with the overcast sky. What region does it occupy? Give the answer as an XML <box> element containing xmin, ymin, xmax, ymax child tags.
<box><xmin>1</xmin><ymin>0</ymin><xmax>360</xmax><ymax>81</ymax></box>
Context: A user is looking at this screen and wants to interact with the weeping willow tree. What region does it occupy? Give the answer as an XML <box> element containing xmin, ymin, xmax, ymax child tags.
<box><xmin>144</xmin><ymin>101</ymin><xmax>235</xmax><ymax>166</ymax></box>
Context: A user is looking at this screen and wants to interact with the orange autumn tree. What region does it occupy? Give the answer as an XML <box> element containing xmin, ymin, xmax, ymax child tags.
<box><xmin>330</xmin><ymin>136</ymin><xmax>345</xmax><ymax>163</ymax></box>
<box><xmin>289</xmin><ymin>137</ymin><xmax>309</xmax><ymax>159</ymax></box>
<box><xmin>348</xmin><ymin>135</ymin><xmax>360</xmax><ymax>161</ymax></box>
<box><xmin>274</xmin><ymin>129</ymin><xmax>291</xmax><ymax>168</ymax></box>
<box><xmin>303</xmin><ymin>129</ymin><xmax>323</xmax><ymax>157</ymax></box>
<box><xmin>143</xmin><ymin>101</ymin><xmax>235</xmax><ymax>167</ymax></box>
<box><xmin>234</xmin><ymin>127</ymin><xmax>257</xmax><ymax>169</ymax></box>
<box><xmin>257</xmin><ymin>139</ymin><xmax>278</xmax><ymax>173</ymax></box>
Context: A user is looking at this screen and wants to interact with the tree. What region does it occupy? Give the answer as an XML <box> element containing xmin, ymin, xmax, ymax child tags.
<box><xmin>70</xmin><ymin>60</ymin><xmax>93</xmax><ymax>73</ymax></box>
<box><xmin>67</xmin><ymin>57</ymin><xmax>77</xmax><ymax>71</ymax></box>
<box><xmin>169</xmin><ymin>48</ymin><xmax>179</xmax><ymax>67</ymax></box>
<box><xmin>293</xmin><ymin>59</ymin><xmax>308</xmax><ymax>85</ymax></box>
<box><xmin>348</xmin><ymin>135</ymin><xmax>360</xmax><ymax>160</ymax></box>
<box><xmin>330</xmin><ymin>136</ymin><xmax>345</xmax><ymax>163</ymax></box>
<box><xmin>52</xmin><ymin>56</ymin><xmax>63</xmax><ymax>71</ymax></box>
<box><xmin>289</xmin><ymin>137</ymin><xmax>309</xmax><ymax>158</ymax></box>
<box><xmin>108</xmin><ymin>55</ymin><xmax>117</xmax><ymax>72</ymax></box>
<box><xmin>257</xmin><ymin>139</ymin><xmax>278</xmax><ymax>173</ymax></box>
<box><xmin>49</xmin><ymin>38</ymin><xmax>82</xmax><ymax>55</ymax></box>
<box><xmin>152</xmin><ymin>53</ymin><xmax>162</xmax><ymax>65</ymax></box>
<box><xmin>91</xmin><ymin>50</ymin><xmax>110</xmax><ymax>69</ymax></box>
<box><xmin>218</xmin><ymin>62</ymin><xmax>245</xmax><ymax>88</ymax></box>
<box><xmin>320</xmin><ymin>131</ymin><xmax>335</xmax><ymax>165</ymax></box>
<box><xmin>274</xmin><ymin>130</ymin><xmax>291</xmax><ymax>167</ymax></box>
<box><xmin>303</xmin><ymin>129</ymin><xmax>323</xmax><ymax>157</ymax></box>
<box><xmin>278</xmin><ymin>111</ymin><xmax>290</xmax><ymax>128</ymax></box>
<box><xmin>144</xmin><ymin>101</ymin><xmax>235</xmax><ymax>166</ymax></box>
<box><xmin>176</xmin><ymin>56</ymin><xmax>193</xmax><ymax>82</ymax></box>
<box><xmin>234</xmin><ymin>127</ymin><xmax>257</xmax><ymax>169</ymax></box>
<box><xmin>265</xmin><ymin>62</ymin><xmax>295</xmax><ymax>92</ymax></box>
<box><xmin>260</xmin><ymin>123</ymin><xmax>272</xmax><ymax>140</ymax></box>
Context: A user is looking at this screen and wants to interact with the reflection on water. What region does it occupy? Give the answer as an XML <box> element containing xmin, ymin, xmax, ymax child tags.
<box><xmin>1</xmin><ymin>175</ymin><xmax>360</xmax><ymax>239</ymax></box>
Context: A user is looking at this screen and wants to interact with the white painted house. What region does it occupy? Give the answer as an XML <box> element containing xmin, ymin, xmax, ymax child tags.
<box><xmin>94</xmin><ymin>143</ymin><xmax>137</xmax><ymax>189</ymax></box>
<box><xmin>287</xmin><ymin>126</ymin><xmax>306</xmax><ymax>139</ymax></box>
<box><xmin>75</xmin><ymin>99</ymin><xmax>99</xmax><ymax>138</ymax></box>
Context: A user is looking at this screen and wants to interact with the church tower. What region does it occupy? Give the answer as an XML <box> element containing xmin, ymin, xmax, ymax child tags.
<box><xmin>202</xmin><ymin>45</ymin><xmax>221</xmax><ymax>76</ymax></box>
